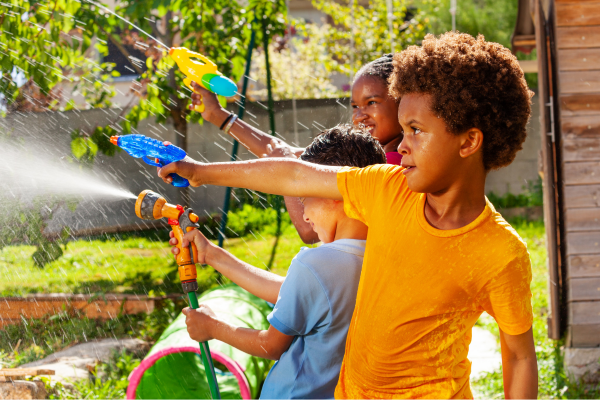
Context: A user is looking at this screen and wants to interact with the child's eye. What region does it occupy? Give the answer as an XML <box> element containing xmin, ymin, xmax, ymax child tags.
<box><xmin>351</xmin><ymin>104</ymin><xmax>358</xmax><ymax>109</ymax></box>
<box><xmin>413</xmin><ymin>128</ymin><xmax>422</xmax><ymax>135</ymax></box>
<box><xmin>368</xmin><ymin>100</ymin><xmax>377</xmax><ymax>106</ymax></box>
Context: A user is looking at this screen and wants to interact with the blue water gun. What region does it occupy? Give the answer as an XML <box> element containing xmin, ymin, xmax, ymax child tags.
<box><xmin>110</xmin><ymin>134</ymin><xmax>190</xmax><ymax>187</ymax></box>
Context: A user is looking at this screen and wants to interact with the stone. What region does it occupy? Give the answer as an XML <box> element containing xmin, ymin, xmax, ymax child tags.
<box><xmin>20</xmin><ymin>338</ymin><xmax>149</xmax><ymax>384</ymax></box>
<box><xmin>0</xmin><ymin>380</ymin><xmax>47</xmax><ymax>399</ymax></box>
<box><xmin>564</xmin><ymin>347</ymin><xmax>600</xmax><ymax>383</ymax></box>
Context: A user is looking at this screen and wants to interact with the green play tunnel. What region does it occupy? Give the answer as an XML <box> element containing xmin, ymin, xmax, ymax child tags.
<box><xmin>127</xmin><ymin>285</ymin><xmax>273</xmax><ymax>399</ymax></box>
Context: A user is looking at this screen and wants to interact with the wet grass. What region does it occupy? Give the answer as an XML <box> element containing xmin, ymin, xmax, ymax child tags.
<box><xmin>0</xmin><ymin>223</ymin><xmax>307</xmax><ymax>297</ymax></box>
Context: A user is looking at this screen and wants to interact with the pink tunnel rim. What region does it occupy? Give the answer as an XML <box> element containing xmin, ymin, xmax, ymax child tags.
<box><xmin>126</xmin><ymin>346</ymin><xmax>251</xmax><ymax>400</ymax></box>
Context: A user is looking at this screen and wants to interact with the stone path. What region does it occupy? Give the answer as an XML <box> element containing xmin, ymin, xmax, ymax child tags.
<box><xmin>20</xmin><ymin>338</ymin><xmax>149</xmax><ymax>383</ymax></box>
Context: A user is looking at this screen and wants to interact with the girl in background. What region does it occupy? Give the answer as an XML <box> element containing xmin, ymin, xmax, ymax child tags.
<box><xmin>188</xmin><ymin>54</ymin><xmax>403</xmax><ymax>243</ymax></box>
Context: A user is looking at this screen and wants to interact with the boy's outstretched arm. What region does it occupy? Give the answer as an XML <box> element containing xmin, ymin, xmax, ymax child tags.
<box><xmin>177</xmin><ymin>229</ymin><xmax>283</xmax><ymax>304</ymax></box>
<box><xmin>183</xmin><ymin>305</ymin><xmax>293</xmax><ymax>360</ymax></box>
<box><xmin>499</xmin><ymin>327</ymin><xmax>538</xmax><ymax>399</ymax></box>
<box><xmin>191</xmin><ymin>82</ymin><xmax>304</xmax><ymax>158</ymax></box>
<box><xmin>158</xmin><ymin>158</ymin><xmax>343</xmax><ymax>200</ymax></box>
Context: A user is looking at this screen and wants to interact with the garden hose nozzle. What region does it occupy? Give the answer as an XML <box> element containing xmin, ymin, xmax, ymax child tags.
<box><xmin>134</xmin><ymin>190</ymin><xmax>221</xmax><ymax>399</ymax></box>
<box><xmin>135</xmin><ymin>190</ymin><xmax>201</xmax><ymax>293</ymax></box>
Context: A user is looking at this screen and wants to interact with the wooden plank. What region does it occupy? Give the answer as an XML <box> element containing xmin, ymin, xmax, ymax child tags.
<box><xmin>561</xmin><ymin>93</ymin><xmax>600</xmax><ymax>116</ymax></box>
<box><xmin>557</xmin><ymin>2</ymin><xmax>600</xmax><ymax>27</ymax></box>
<box><xmin>570</xmin><ymin>324</ymin><xmax>600</xmax><ymax>346</ymax></box>
<box><xmin>565</xmin><ymin>207</ymin><xmax>600</xmax><ymax>231</ymax></box>
<box><xmin>560</xmin><ymin>70</ymin><xmax>600</xmax><ymax>93</ymax></box>
<box><xmin>564</xmin><ymin>161</ymin><xmax>600</xmax><ymax>184</ymax></box>
<box><xmin>570</xmin><ymin>301</ymin><xmax>600</xmax><ymax>324</ymax></box>
<box><xmin>518</xmin><ymin>60</ymin><xmax>537</xmax><ymax>73</ymax></box>
<box><xmin>566</xmin><ymin>230</ymin><xmax>600</xmax><ymax>255</ymax></box>
<box><xmin>562</xmin><ymin>114</ymin><xmax>600</xmax><ymax>137</ymax></box>
<box><xmin>562</xmin><ymin>138</ymin><xmax>600</xmax><ymax>161</ymax></box>
<box><xmin>558</xmin><ymin>48</ymin><xmax>600</xmax><ymax>71</ymax></box>
<box><xmin>569</xmin><ymin>254</ymin><xmax>600</xmax><ymax>277</ymax></box>
<box><xmin>569</xmin><ymin>277</ymin><xmax>600</xmax><ymax>300</ymax></box>
<box><xmin>556</xmin><ymin>0</ymin><xmax>600</xmax><ymax>3</ymax></box>
<box><xmin>557</xmin><ymin>26</ymin><xmax>600</xmax><ymax>48</ymax></box>
<box><xmin>564</xmin><ymin>184</ymin><xmax>600</xmax><ymax>208</ymax></box>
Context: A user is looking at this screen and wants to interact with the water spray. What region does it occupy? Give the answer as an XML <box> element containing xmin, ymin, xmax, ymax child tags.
<box><xmin>134</xmin><ymin>189</ymin><xmax>221</xmax><ymax>399</ymax></box>
<box><xmin>0</xmin><ymin>144</ymin><xmax>135</xmax><ymax>201</ymax></box>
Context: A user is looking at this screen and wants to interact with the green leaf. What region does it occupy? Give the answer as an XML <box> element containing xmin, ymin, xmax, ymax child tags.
<box><xmin>87</xmin><ymin>138</ymin><xmax>99</xmax><ymax>156</ymax></box>
<box><xmin>71</xmin><ymin>137</ymin><xmax>87</xmax><ymax>159</ymax></box>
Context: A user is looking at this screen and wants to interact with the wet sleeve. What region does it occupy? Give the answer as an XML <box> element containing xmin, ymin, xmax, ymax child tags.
<box><xmin>267</xmin><ymin>260</ymin><xmax>330</xmax><ymax>336</ymax></box>
<box><xmin>336</xmin><ymin>164</ymin><xmax>402</xmax><ymax>225</ymax></box>
<box><xmin>478</xmin><ymin>251</ymin><xmax>533</xmax><ymax>335</ymax></box>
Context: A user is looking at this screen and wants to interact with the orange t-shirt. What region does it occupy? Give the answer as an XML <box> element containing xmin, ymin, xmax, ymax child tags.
<box><xmin>334</xmin><ymin>164</ymin><xmax>533</xmax><ymax>399</ymax></box>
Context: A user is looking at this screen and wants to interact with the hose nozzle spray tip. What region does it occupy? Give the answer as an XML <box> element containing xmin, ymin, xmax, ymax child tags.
<box><xmin>109</xmin><ymin>136</ymin><xmax>119</xmax><ymax>146</ymax></box>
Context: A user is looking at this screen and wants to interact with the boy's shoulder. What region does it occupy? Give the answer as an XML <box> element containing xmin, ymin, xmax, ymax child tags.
<box><xmin>482</xmin><ymin>205</ymin><xmax>530</xmax><ymax>260</ymax></box>
<box><xmin>290</xmin><ymin>239</ymin><xmax>366</xmax><ymax>283</ymax></box>
<box><xmin>294</xmin><ymin>239</ymin><xmax>366</xmax><ymax>266</ymax></box>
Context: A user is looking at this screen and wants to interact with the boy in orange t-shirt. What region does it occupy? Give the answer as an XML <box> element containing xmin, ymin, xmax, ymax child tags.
<box><xmin>158</xmin><ymin>32</ymin><xmax>538</xmax><ymax>398</ymax></box>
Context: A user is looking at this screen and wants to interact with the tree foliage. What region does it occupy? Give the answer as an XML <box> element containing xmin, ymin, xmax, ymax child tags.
<box><xmin>251</xmin><ymin>23</ymin><xmax>342</xmax><ymax>101</ymax></box>
<box><xmin>1</xmin><ymin>0</ymin><xmax>288</xmax><ymax>157</ymax></box>
<box><xmin>312</xmin><ymin>0</ymin><xmax>429</xmax><ymax>86</ymax></box>
<box><xmin>0</xmin><ymin>0</ymin><xmax>117</xmax><ymax>114</ymax></box>
<box><xmin>94</xmin><ymin>0</ymin><xmax>288</xmax><ymax>152</ymax></box>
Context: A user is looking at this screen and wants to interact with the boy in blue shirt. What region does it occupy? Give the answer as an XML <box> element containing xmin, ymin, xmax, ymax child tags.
<box><xmin>175</xmin><ymin>125</ymin><xmax>386</xmax><ymax>398</ymax></box>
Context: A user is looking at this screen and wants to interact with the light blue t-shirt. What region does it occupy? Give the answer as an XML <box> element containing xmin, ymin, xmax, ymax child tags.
<box><xmin>260</xmin><ymin>239</ymin><xmax>365</xmax><ymax>399</ymax></box>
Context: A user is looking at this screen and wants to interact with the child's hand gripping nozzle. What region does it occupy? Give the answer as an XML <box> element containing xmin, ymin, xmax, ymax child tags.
<box><xmin>135</xmin><ymin>190</ymin><xmax>221</xmax><ymax>399</ymax></box>
<box><xmin>169</xmin><ymin>47</ymin><xmax>237</xmax><ymax>113</ymax></box>
<box><xmin>110</xmin><ymin>134</ymin><xmax>190</xmax><ymax>188</ymax></box>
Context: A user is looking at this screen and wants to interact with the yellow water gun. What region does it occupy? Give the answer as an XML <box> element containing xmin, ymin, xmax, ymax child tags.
<box><xmin>169</xmin><ymin>47</ymin><xmax>238</xmax><ymax>113</ymax></box>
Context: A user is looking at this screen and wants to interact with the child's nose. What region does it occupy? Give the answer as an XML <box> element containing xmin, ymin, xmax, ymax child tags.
<box><xmin>398</xmin><ymin>136</ymin><xmax>410</xmax><ymax>155</ymax></box>
<box><xmin>353</xmin><ymin>109</ymin><xmax>368</xmax><ymax>124</ymax></box>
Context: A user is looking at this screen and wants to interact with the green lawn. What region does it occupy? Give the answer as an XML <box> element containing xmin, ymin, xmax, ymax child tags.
<box><xmin>0</xmin><ymin>223</ymin><xmax>308</xmax><ymax>297</ymax></box>
<box><xmin>1</xmin><ymin>217</ymin><xmax>598</xmax><ymax>398</ymax></box>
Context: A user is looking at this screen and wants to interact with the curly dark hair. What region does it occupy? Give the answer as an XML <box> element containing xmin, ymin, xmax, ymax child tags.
<box><xmin>300</xmin><ymin>124</ymin><xmax>386</xmax><ymax>167</ymax></box>
<box><xmin>389</xmin><ymin>32</ymin><xmax>533</xmax><ymax>170</ymax></box>
<box><xmin>354</xmin><ymin>54</ymin><xmax>395</xmax><ymax>85</ymax></box>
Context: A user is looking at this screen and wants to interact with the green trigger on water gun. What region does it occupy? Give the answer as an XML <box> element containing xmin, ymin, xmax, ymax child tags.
<box><xmin>169</xmin><ymin>47</ymin><xmax>238</xmax><ymax>113</ymax></box>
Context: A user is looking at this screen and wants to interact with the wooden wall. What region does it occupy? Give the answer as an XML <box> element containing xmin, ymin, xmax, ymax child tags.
<box><xmin>556</xmin><ymin>0</ymin><xmax>600</xmax><ymax>347</ymax></box>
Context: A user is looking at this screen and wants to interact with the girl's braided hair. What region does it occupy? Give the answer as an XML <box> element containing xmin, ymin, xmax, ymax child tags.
<box><xmin>354</xmin><ymin>54</ymin><xmax>395</xmax><ymax>84</ymax></box>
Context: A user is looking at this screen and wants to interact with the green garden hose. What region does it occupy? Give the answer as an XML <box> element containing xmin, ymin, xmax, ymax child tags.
<box><xmin>188</xmin><ymin>291</ymin><xmax>221</xmax><ymax>399</ymax></box>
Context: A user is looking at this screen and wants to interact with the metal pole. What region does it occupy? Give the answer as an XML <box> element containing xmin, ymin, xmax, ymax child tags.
<box><xmin>349</xmin><ymin>0</ymin><xmax>356</xmax><ymax>84</ymax></box>
<box><xmin>218</xmin><ymin>27</ymin><xmax>257</xmax><ymax>248</ymax></box>
<box><xmin>262</xmin><ymin>16</ymin><xmax>282</xmax><ymax>270</ymax></box>
<box><xmin>386</xmin><ymin>0</ymin><xmax>394</xmax><ymax>53</ymax></box>
<box><xmin>450</xmin><ymin>0</ymin><xmax>457</xmax><ymax>31</ymax></box>
<box><xmin>285</xmin><ymin>0</ymin><xmax>299</xmax><ymax>146</ymax></box>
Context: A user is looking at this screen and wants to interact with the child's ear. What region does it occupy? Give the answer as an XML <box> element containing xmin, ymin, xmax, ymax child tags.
<box><xmin>459</xmin><ymin>128</ymin><xmax>484</xmax><ymax>159</ymax></box>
